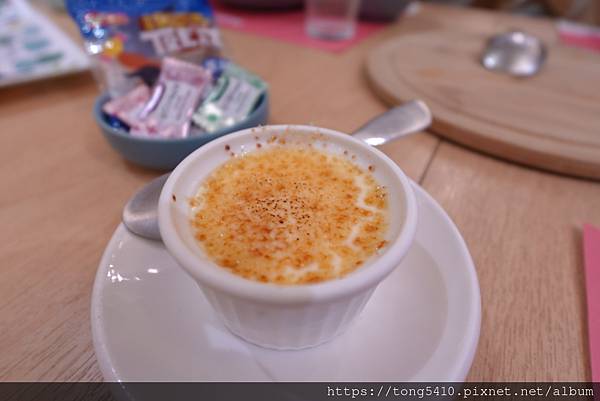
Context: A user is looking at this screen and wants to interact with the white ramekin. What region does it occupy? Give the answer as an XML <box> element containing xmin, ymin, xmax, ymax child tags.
<box><xmin>158</xmin><ymin>125</ymin><xmax>417</xmax><ymax>350</ymax></box>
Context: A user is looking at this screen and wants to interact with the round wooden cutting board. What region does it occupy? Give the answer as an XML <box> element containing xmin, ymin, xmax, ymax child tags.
<box><xmin>366</xmin><ymin>19</ymin><xmax>600</xmax><ymax>180</ymax></box>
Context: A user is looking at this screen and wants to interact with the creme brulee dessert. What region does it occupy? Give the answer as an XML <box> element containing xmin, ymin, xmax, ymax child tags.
<box><xmin>190</xmin><ymin>145</ymin><xmax>389</xmax><ymax>285</ymax></box>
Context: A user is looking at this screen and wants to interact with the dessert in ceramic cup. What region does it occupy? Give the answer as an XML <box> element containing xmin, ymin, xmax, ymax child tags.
<box><xmin>158</xmin><ymin>125</ymin><xmax>417</xmax><ymax>350</ymax></box>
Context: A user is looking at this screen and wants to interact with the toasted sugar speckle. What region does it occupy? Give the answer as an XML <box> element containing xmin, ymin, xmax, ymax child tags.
<box><xmin>191</xmin><ymin>147</ymin><xmax>389</xmax><ymax>285</ymax></box>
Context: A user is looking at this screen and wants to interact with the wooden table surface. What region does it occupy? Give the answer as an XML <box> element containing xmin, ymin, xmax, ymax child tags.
<box><xmin>1</xmin><ymin>3</ymin><xmax>599</xmax><ymax>382</ymax></box>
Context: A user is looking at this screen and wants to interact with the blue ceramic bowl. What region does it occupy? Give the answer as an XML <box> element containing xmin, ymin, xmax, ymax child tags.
<box><xmin>94</xmin><ymin>92</ymin><xmax>269</xmax><ymax>170</ymax></box>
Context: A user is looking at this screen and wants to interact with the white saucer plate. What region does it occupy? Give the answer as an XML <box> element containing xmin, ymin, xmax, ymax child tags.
<box><xmin>92</xmin><ymin>182</ymin><xmax>481</xmax><ymax>382</ymax></box>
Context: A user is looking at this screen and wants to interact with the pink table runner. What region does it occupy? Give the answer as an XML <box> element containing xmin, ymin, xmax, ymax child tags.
<box><xmin>213</xmin><ymin>3</ymin><xmax>387</xmax><ymax>53</ymax></box>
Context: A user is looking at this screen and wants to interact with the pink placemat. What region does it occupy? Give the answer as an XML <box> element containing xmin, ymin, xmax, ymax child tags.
<box><xmin>559</xmin><ymin>20</ymin><xmax>600</xmax><ymax>53</ymax></box>
<box><xmin>584</xmin><ymin>224</ymin><xmax>600</xmax><ymax>382</ymax></box>
<box><xmin>212</xmin><ymin>3</ymin><xmax>387</xmax><ymax>53</ymax></box>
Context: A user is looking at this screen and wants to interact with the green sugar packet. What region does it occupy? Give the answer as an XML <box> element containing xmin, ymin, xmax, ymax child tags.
<box><xmin>192</xmin><ymin>63</ymin><xmax>267</xmax><ymax>133</ymax></box>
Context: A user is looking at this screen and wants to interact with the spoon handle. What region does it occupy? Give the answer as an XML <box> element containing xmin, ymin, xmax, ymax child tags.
<box><xmin>352</xmin><ymin>100</ymin><xmax>432</xmax><ymax>146</ymax></box>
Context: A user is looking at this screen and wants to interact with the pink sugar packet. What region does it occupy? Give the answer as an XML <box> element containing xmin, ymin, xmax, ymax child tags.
<box><xmin>102</xmin><ymin>84</ymin><xmax>151</xmax><ymax>127</ymax></box>
<box><xmin>584</xmin><ymin>224</ymin><xmax>600</xmax><ymax>382</ymax></box>
<box><xmin>131</xmin><ymin>57</ymin><xmax>212</xmax><ymax>138</ymax></box>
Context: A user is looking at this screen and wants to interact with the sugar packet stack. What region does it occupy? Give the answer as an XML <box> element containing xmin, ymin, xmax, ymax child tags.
<box><xmin>102</xmin><ymin>57</ymin><xmax>267</xmax><ymax>138</ymax></box>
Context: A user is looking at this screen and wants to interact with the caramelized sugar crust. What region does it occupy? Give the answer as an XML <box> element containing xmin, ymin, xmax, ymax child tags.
<box><xmin>190</xmin><ymin>147</ymin><xmax>388</xmax><ymax>285</ymax></box>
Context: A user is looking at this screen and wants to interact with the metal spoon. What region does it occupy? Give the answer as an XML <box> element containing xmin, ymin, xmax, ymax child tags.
<box><xmin>123</xmin><ymin>100</ymin><xmax>432</xmax><ymax>241</ymax></box>
<box><xmin>481</xmin><ymin>31</ymin><xmax>547</xmax><ymax>77</ymax></box>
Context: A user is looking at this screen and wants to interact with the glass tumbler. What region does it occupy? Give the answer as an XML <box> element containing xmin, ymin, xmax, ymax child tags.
<box><xmin>305</xmin><ymin>0</ymin><xmax>361</xmax><ymax>41</ymax></box>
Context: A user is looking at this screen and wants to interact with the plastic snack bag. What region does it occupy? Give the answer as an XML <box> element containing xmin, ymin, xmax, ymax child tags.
<box><xmin>66</xmin><ymin>0</ymin><xmax>223</xmax><ymax>97</ymax></box>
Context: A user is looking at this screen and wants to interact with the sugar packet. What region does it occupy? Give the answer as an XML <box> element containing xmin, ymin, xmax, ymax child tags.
<box><xmin>131</xmin><ymin>57</ymin><xmax>212</xmax><ymax>138</ymax></box>
<box><xmin>192</xmin><ymin>63</ymin><xmax>266</xmax><ymax>132</ymax></box>
<box><xmin>102</xmin><ymin>84</ymin><xmax>150</xmax><ymax>129</ymax></box>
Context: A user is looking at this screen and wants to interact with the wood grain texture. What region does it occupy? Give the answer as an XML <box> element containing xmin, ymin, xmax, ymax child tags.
<box><xmin>366</xmin><ymin>6</ymin><xmax>600</xmax><ymax>180</ymax></box>
<box><xmin>0</xmin><ymin>3</ymin><xmax>597</xmax><ymax>383</ymax></box>
<box><xmin>423</xmin><ymin>141</ymin><xmax>600</xmax><ymax>381</ymax></box>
